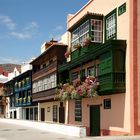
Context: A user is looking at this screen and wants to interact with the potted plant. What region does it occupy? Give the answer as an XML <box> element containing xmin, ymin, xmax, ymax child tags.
<box><xmin>73</xmin><ymin>43</ymin><xmax>82</xmax><ymax>49</ymax></box>
<box><xmin>83</xmin><ymin>37</ymin><xmax>91</xmax><ymax>47</ymax></box>
<box><xmin>64</xmin><ymin>51</ymin><xmax>71</xmax><ymax>58</ymax></box>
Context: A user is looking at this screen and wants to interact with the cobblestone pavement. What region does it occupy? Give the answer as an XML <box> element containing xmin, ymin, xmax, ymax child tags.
<box><xmin>0</xmin><ymin>122</ymin><xmax>140</xmax><ymax>140</ymax></box>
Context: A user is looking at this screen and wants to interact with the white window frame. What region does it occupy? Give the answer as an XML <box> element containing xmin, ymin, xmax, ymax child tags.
<box><xmin>91</xmin><ymin>19</ymin><xmax>102</xmax><ymax>43</ymax></box>
<box><xmin>106</xmin><ymin>13</ymin><xmax>116</xmax><ymax>40</ymax></box>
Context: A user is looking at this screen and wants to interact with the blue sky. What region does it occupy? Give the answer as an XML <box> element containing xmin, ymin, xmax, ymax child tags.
<box><xmin>0</xmin><ymin>0</ymin><xmax>89</xmax><ymax>64</ymax></box>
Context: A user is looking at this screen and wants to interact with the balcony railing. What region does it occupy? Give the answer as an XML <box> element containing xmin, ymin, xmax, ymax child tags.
<box><xmin>32</xmin><ymin>61</ymin><xmax>57</xmax><ymax>81</ymax></box>
<box><xmin>14</xmin><ymin>83</ymin><xmax>31</xmax><ymax>92</ymax></box>
<box><xmin>98</xmin><ymin>72</ymin><xmax>125</xmax><ymax>94</ymax></box>
<box><xmin>4</xmin><ymin>88</ymin><xmax>13</xmax><ymax>97</ymax></box>
<box><xmin>15</xmin><ymin>96</ymin><xmax>31</xmax><ymax>107</ymax></box>
<box><xmin>32</xmin><ymin>88</ymin><xmax>56</xmax><ymax>102</ymax></box>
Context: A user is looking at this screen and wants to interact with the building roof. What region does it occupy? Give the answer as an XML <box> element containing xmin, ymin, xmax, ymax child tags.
<box><xmin>0</xmin><ymin>64</ymin><xmax>21</xmax><ymax>73</ymax></box>
<box><xmin>30</xmin><ymin>41</ymin><xmax>67</xmax><ymax>64</ymax></box>
<box><xmin>68</xmin><ymin>12</ymin><xmax>104</xmax><ymax>31</ymax></box>
<box><xmin>0</xmin><ymin>74</ymin><xmax>8</xmax><ymax>83</ymax></box>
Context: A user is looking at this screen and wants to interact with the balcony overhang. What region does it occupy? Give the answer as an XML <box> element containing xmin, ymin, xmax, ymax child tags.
<box><xmin>68</xmin><ymin>12</ymin><xmax>104</xmax><ymax>32</ymax></box>
<box><xmin>32</xmin><ymin>88</ymin><xmax>56</xmax><ymax>102</ymax></box>
<box><xmin>58</xmin><ymin>40</ymin><xmax>126</xmax><ymax>72</ymax></box>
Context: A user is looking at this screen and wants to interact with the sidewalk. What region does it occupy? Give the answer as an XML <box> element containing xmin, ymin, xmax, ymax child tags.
<box><xmin>0</xmin><ymin>118</ymin><xmax>86</xmax><ymax>137</ymax></box>
<box><xmin>0</xmin><ymin>118</ymin><xmax>140</xmax><ymax>140</ymax></box>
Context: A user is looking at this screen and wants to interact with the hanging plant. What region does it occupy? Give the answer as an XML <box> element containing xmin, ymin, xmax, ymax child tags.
<box><xmin>54</xmin><ymin>76</ymin><xmax>99</xmax><ymax>101</ymax></box>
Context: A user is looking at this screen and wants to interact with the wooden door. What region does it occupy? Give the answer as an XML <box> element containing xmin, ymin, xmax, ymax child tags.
<box><xmin>59</xmin><ymin>107</ymin><xmax>65</xmax><ymax>123</ymax></box>
<box><xmin>90</xmin><ymin>105</ymin><xmax>100</xmax><ymax>136</ymax></box>
<box><xmin>41</xmin><ymin>108</ymin><xmax>45</xmax><ymax>121</ymax></box>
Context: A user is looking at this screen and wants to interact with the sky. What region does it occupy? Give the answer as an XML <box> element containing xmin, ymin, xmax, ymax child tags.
<box><xmin>0</xmin><ymin>0</ymin><xmax>89</xmax><ymax>64</ymax></box>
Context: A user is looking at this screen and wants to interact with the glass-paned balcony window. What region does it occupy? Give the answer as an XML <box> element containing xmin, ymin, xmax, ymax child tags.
<box><xmin>71</xmin><ymin>18</ymin><xmax>103</xmax><ymax>51</ymax></box>
<box><xmin>32</xmin><ymin>73</ymin><xmax>57</xmax><ymax>93</ymax></box>
<box><xmin>79</xmin><ymin>20</ymin><xmax>89</xmax><ymax>46</ymax></box>
<box><xmin>106</xmin><ymin>12</ymin><xmax>116</xmax><ymax>40</ymax></box>
<box><xmin>91</xmin><ymin>19</ymin><xmax>102</xmax><ymax>42</ymax></box>
<box><xmin>71</xmin><ymin>20</ymin><xmax>89</xmax><ymax>51</ymax></box>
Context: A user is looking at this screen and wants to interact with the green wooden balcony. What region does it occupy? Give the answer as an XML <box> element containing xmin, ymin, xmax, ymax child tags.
<box><xmin>59</xmin><ymin>39</ymin><xmax>126</xmax><ymax>95</ymax></box>
<box><xmin>71</xmin><ymin>47</ymin><xmax>89</xmax><ymax>60</ymax></box>
<box><xmin>98</xmin><ymin>72</ymin><xmax>125</xmax><ymax>94</ymax></box>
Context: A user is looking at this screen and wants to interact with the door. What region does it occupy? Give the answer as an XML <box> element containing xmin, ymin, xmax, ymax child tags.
<box><xmin>59</xmin><ymin>102</ymin><xmax>65</xmax><ymax>123</ymax></box>
<box><xmin>14</xmin><ymin>111</ymin><xmax>17</xmax><ymax>119</ymax></box>
<box><xmin>90</xmin><ymin>105</ymin><xmax>100</xmax><ymax>136</ymax></box>
<box><xmin>41</xmin><ymin>108</ymin><xmax>45</xmax><ymax>121</ymax></box>
<box><xmin>26</xmin><ymin>108</ymin><xmax>29</xmax><ymax>120</ymax></box>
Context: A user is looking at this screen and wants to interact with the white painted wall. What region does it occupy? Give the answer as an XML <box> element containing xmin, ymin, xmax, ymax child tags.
<box><xmin>8</xmin><ymin>67</ymin><xmax>20</xmax><ymax>81</ymax></box>
<box><xmin>21</xmin><ymin>63</ymin><xmax>32</xmax><ymax>73</ymax></box>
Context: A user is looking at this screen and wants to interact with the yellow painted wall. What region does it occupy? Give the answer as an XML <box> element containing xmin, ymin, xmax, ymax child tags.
<box><xmin>39</xmin><ymin>101</ymin><xmax>65</xmax><ymax>122</ymax></box>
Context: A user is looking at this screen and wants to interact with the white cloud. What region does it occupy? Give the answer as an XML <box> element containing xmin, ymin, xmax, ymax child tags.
<box><xmin>9</xmin><ymin>21</ymin><xmax>39</xmax><ymax>40</ymax></box>
<box><xmin>23</xmin><ymin>21</ymin><xmax>39</xmax><ymax>31</ymax></box>
<box><xmin>10</xmin><ymin>32</ymin><xmax>32</xmax><ymax>40</ymax></box>
<box><xmin>0</xmin><ymin>57</ymin><xmax>22</xmax><ymax>64</ymax></box>
<box><xmin>54</xmin><ymin>25</ymin><xmax>63</xmax><ymax>31</ymax></box>
<box><xmin>0</xmin><ymin>15</ymin><xmax>16</xmax><ymax>30</ymax></box>
<box><xmin>0</xmin><ymin>14</ymin><xmax>39</xmax><ymax>40</ymax></box>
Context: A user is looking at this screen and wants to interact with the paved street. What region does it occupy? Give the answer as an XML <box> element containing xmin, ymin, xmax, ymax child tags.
<box><xmin>0</xmin><ymin>121</ymin><xmax>140</xmax><ymax>140</ymax></box>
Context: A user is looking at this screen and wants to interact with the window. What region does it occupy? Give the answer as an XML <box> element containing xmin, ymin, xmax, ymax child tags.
<box><xmin>105</xmin><ymin>9</ymin><xmax>117</xmax><ymax>40</ymax></box>
<box><xmin>87</xmin><ymin>67</ymin><xmax>95</xmax><ymax>76</ymax></box>
<box><xmin>104</xmin><ymin>98</ymin><xmax>111</xmax><ymax>109</ymax></box>
<box><xmin>71</xmin><ymin>72</ymin><xmax>78</xmax><ymax>81</ymax></box>
<box><xmin>32</xmin><ymin>73</ymin><xmax>57</xmax><ymax>93</ymax></box>
<box><xmin>75</xmin><ymin>100</ymin><xmax>82</xmax><ymax>121</ymax></box>
<box><xmin>71</xmin><ymin>20</ymin><xmax>89</xmax><ymax>50</ymax></box>
<box><xmin>91</xmin><ymin>19</ymin><xmax>102</xmax><ymax>42</ymax></box>
<box><xmin>71</xmin><ymin>18</ymin><xmax>103</xmax><ymax>51</ymax></box>
<box><xmin>79</xmin><ymin>20</ymin><xmax>90</xmax><ymax>46</ymax></box>
<box><xmin>53</xmin><ymin>105</ymin><xmax>57</xmax><ymax>122</ymax></box>
<box><xmin>118</xmin><ymin>3</ymin><xmax>126</xmax><ymax>16</ymax></box>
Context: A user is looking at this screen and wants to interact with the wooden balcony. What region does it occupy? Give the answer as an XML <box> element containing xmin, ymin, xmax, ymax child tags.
<box><xmin>32</xmin><ymin>88</ymin><xmax>56</xmax><ymax>102</ymax></box>
<box><xmin>32</xmin><ymin>61</ymin><xmax>57</xmax><ymax>81</ymax></box>
<box><xmin>4</xmin><ymin>88</ymin><xmax>13</xmax><ymax>97</ymax></box>
<box><xmin>14</xmin><ymin>83</ymin><xmax>31</xmax><ymax>92</ymax></box>
<box><xmin>59</xmin><ymin>40</ymin><xmax>126</xmax><ymax>95</ymax></box>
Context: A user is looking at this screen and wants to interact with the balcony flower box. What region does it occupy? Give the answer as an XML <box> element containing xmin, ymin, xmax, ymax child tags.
<box><xmin>55</xmin><ymin>76</ymin><xmax>99</xmax><ymax>101</ymax></box>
